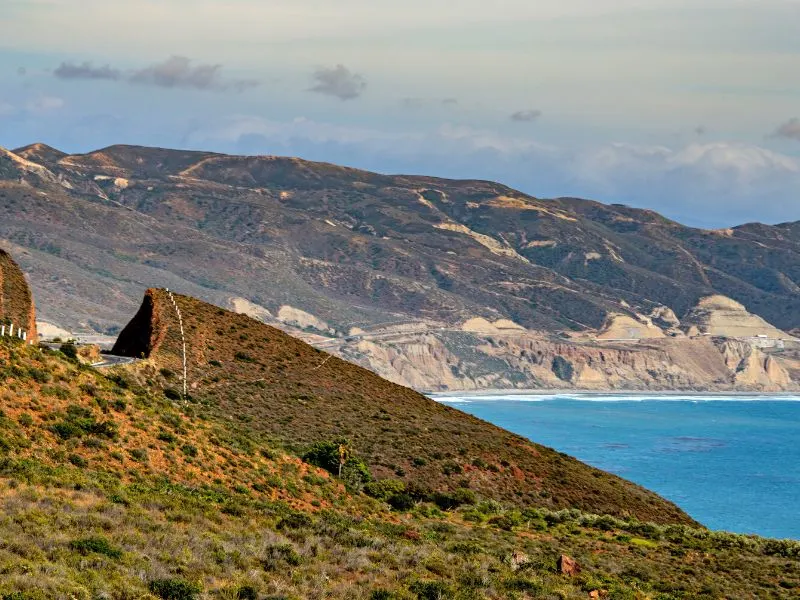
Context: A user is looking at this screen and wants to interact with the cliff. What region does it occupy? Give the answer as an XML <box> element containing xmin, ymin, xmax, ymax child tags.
<box><xmin>0</xmin><ymin>248</ymin><xmax>36</xmax><ymax>343</ymax></box>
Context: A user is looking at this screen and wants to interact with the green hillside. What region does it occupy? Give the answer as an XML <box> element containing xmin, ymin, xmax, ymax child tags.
<box><xmin>0</xmin><ymin>333</ymin><xmax>798</xmax><ymax>598</ymax></box>
<box><xmin>113</xmin><ymin>289</ymin><xmax>694</xmax><ymax>525</ymax></box>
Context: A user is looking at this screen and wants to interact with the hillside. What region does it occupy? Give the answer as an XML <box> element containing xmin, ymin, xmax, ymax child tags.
<box><xmin>1</xmin><ymin>142</ymin><xmax>799</xmax><ymax>391</ymax></box>
<box><xmin>113</xmin><ymin>289</ymin><xmax>693</xmax><ymax>524</ymax></box>
<box><xmin>0</xmin><ymin>247</ymin><xmax>37</xmax><ymax>341</ymax></box>
<box><xmin>1</xmin><ymin>326</ymin><xmax>799</xmax><ymax>598</ymax></box>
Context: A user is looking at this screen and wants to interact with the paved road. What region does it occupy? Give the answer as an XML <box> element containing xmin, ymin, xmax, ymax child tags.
<box><xmin>91</xmin><ymin>355</ymin><xmax>137</xmax><ymax>368</ymax></box>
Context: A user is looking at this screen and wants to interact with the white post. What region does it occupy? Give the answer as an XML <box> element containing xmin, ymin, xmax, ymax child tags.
<box><xmin>22</xmin><ymin>331</ymin><xmax>27</xmax><ymax>342</ymax></box>
<box><xmin>9</xmin><ymin>324</ymin><xmax>13</xmax><ymax>337</ymax></box>
<box><xmin>1</xmin><ymin>325</ymin><xmax>5</xmax><ymax>336</ymax></box>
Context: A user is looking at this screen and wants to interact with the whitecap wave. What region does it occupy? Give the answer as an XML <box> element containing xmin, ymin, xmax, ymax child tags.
<box><xmin>432</xmin><ymin>393</ymin><xmax>800</xmax><ymax>403</ymax></box>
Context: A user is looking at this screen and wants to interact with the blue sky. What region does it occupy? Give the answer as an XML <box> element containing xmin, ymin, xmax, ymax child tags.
<box><xmin>2</xmin><ymin>0</ymin><xmax>800</xmax><ymax>227</ymax></box>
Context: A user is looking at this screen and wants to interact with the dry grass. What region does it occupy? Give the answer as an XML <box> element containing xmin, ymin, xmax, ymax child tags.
<box><xmin>0</xmin><ymin>338</ymin><xmax>798</xmax><ymax>599</ymax></box>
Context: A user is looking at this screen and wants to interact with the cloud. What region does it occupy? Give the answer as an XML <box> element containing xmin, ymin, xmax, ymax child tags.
<box><xmin>51</xmin><ymin>56</ymin><xmax>258</xmax><ymax>92</ymax></box>
<box><xmin>695</xmin><ymin>125</ymin><xmax>707</xmax><ymax>136</ymax></box>
<box><xmin>185</xmin><ymin>115</ymin><xmax>800</xmax><ymax>227</ymax></box>
<box><xmin>510</xmin><ymin>109</ymin><xmax>542</xmax><ymax>122</ymax></box>
<box><xmin>771</xmin><ymin>118</ymin><xmax>800</xmax><ymax>141</ymax></box>
<box><xmin>401</xmin><ymin>97</ymin><xmax>460</xmax><ymax>109</ymax></box>
<box><xmin>309</xmin><ymin>65</ymin><xmax>366</xmax><ymax>100</ymax></box>
<box><xmin>54</xmin><ymin>61</ymin><xmax>121</xmax><ymax>81</ymax></box>
<box><xmin>25</xmin><ymin>96</ymin><xmax>65</xmax><ymax>113</ymax></box>
<box><xmin>16</xmin><ymin>67</ymin><xmax>26</xmax><ymax>77</ymax></box>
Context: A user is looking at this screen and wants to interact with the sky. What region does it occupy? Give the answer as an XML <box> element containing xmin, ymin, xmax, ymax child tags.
<box><xmin>1</xmin><ymin>0</ymin><xmax>800</xmax><ymax>227</ymax></box>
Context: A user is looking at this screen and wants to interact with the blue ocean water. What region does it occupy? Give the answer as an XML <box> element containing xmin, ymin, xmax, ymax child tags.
<box><xmin>434</xmin><ymin>394</ymin><xmax>800</xmax><ymax>540</ymax></box>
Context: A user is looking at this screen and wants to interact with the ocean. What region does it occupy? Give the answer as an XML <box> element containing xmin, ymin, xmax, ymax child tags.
<box><xmin>433</xmin><ymin>393</ymin><xmax>800</xmax><ymax>540</ymax></box>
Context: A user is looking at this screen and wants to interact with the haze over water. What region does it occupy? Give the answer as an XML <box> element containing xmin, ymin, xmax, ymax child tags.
<box><xmin>434</xmin><ymin>394</ymin><xmax>800</xmax><ymax>540</ymax></box>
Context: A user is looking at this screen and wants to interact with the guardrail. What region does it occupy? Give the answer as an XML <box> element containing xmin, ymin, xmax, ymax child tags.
<box><xmin>0</xmin><ymin>323</ymin><xmax>31</xmax><ymax>343</ymax></box>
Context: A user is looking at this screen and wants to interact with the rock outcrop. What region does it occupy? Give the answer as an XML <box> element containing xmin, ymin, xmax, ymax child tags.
<box><xmin>0</xmin><ymin>248</ymin><xmax>37</xmax><ymax>343</ymax></box>
<box><xmin>336</xmin><ymin>330</ymin><xmax>799</xmax><ymax>392</ymax></box>
<box><xmin>683</xmin><ymin>295</ymin><xmax>793</xmax><ymax>339</ymax></box>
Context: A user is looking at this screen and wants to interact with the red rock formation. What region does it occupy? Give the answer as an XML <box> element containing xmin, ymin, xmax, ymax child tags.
<box><xmin>0</xmin><ymin>248</ymin><xmax>37</xmax><ymax>343</ymax></box>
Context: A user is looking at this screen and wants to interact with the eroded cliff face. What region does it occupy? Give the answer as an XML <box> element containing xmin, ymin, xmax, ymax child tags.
<box><xmin>0</xmin><ymin>248</ymin><xmax>37</xmax><ymax>343</ymax></box>
<box><xmin>336</xmin><ymin>332</ymin><xmax>799</xmax><ymax>392</ymax></box>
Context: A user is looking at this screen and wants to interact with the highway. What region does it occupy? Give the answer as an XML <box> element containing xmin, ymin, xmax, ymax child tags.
<box><xmin>91</xmin><ymin>355</ymin><xmax>137</xmax><ymax>368</ymax></box>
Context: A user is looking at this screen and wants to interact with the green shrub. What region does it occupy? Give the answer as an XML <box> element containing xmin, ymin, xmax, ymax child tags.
<box><xmin>263</xmin><ymin>543</ymin><xmax>303</xmax><ymax>569</ymax></box>
<box><xmin>364</xmin><ymin>479</ymin><xmax>406</xmax><ymax>501</ymax></box>
<box><xmin>129</xmin><ymin>448</ymin><xmax>148</xmax><ymax>463</ymax></box>
<box><xmin>59</xmin><ymin>343</ymin><xmax>78</xmax><ymax>360</ymax></box>
<box><xmin>67</xmin><ymin>453</ymin><xmax>87</xmax><ymax>468</ymax></box>
<box><xmin>236</xmin><ymin>586</ymin><xmax>258</xmax><ymax>600</ymax></box>
<box><xmin>50</xmin><ymin>406</ymin><xmax>118</xmax><ymax>440</ymax></box>
<box><xmin>441</xmin><ymin>461</ymin><xmax>462</xmax><ymax>476</ymax></box>
<box><xmin>158</xmin><ymin>431</ymin><xmax>177</xmax><ymax>444</ymax></box>
<box><xmin>409</xmin><ymin>580</ymin><xmax>453</xmax><ymax>600</ymax></box>
<box><xmin>70</xmin><ymin>536</ymin><xmax>122</xmax><ymax>559</ymax></box>
<box><xmin>277</xmin><ymin>512</ymin><xmax>313</xmax><ymax>530</ymax></box>
<box><xmin>432</xmin><ymin>488</ymin><xmax>475</xmax><ymax>511</ymax></box>
<box><xmin>388</xmin><ymin>493</ymin><xmax>415</xmax><ymax>511</ymax></box>
<box><xmin>181</xmin><ymin>444</ymin><xmax>198</xmax><ymax>458</ymax></box>
<box><xmin>149</xmin><ymin>579</ymin><xmax>202</xmax><ymax>600</ymax></box>
<box><xmin>303</xmin><ymin>438</ymin><xmax>371</xmax><ymax>488</ymax></box>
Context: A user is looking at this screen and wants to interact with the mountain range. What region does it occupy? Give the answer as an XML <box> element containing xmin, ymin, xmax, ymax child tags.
<box><xmin>1</xmin><ymin>142</ymin><xmax>798</xmax><ymax>391</ymax></box>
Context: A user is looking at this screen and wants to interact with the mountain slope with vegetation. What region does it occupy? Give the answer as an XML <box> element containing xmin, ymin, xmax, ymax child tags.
<box><xmin>1</xmin><ymin>323</ymin><xmax>799</xmax><ymax>599</ymax></box>
<box><xmin>112</xmin><ymin>288</ymin><xmax>692</xmax><ymax>524</ymax></box>
<box><xmin>1</xmin><ymin>142</ymin><xmax>798</xmax><ymax>392</ymax></box>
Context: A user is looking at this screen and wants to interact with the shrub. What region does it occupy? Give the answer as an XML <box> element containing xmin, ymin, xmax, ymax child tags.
<box><xmin>388</xmin><ymin>493</ymin><xmax>415</xmax><ymax>512</ymax></box>
<box><xmin>67</xmin><ymin>453</ymin><xmax>88</xmax><ymax>468</ymax></box>
<box><xmin>50</xmin><ymin>406</ymin><xmax>118</xmax><ymax>440</ymax></box>
<box><xmin>432</xmin><ymin>489</ymin><xmax>475</xmax><ymax>511</ymax></box>
<box><xmin>59</xmin><ymin>343</ymin><xmax>78</xmax><ymax>360</ymax></box>
<box><xmin>236</xmin><ymin>586</ymin><xmax>258</xmax><ymax>600</ymax></box>
<box><xmin>364</xmin><ymin>479</ymin><xmax>406</xmax><ymax>501</ymax></box>
<box><xmin>181</xmin><ymin>444</ymin><xmax>198</xmax><ymax>458</ymax></box>
<box><xmin>129</xmin><ymin>448</ymin><xmax>148</xmax><ymax>463</ymax></box>
<box><xmin>158</xmin><ymin>431</ymin><xmax>177</xmax><ymax>444</ymax></box>
<box><xmin>149</xmin><ymin>579</ymin><xmax>202</xmax><ymax>600</ymax></box>
<box><xmin>441</xmin><ymin>461</ymin><xmax>462</xmax><ymax>476</ymax></box>
<box><xmin>263</xmin><ymin>543</ymin><xmax>303</xmax><ymax>569</ymax></box>
<box><xmin>409</xmin><ymin>580</ymin><xmax>453</xmax><ymax>600</ymax></box>
<box><xmin>303</xmin><ymin>438</ymin><xmax>371</xmax><ymax>488</ymax></box>
<box><xmin>70</xmin><ymin>536</ymin><xmax>122</xmax><ymax>559</ymax></box>
<box><xmin>27</xmin><ymin>368</ymin><xmax>51</xmax><ymax>383</ymax></box>
<box><xmin>277</xmin><ymin>512</ymin><xmax>313</xmax><ymax>530</ymax></box>
<box><xmin>164</xmin><ymin>388</ymin><xmax>182</xmax><ymax>401</ymax></box>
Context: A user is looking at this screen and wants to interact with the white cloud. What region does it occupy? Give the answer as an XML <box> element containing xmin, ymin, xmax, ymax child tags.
<box><xmin>184</xmin><ymin>114</ymin><xmax>800</xmax><ymax>226</ymax></box>
<box><xmin>25</xmin><ymin>96</ymin><xmax>65</xmax><ymax>113</ymax></box>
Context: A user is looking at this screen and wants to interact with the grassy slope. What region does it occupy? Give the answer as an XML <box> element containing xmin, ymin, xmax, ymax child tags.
<box><xmin>0</xmin><ymin>337</ymin><xmax>798</xmax><ymax>599</ymax></box>
<box><xmin>0</xmin><ymin>249</ymin><xmax>36</xmax><ymax>339</ymax></box>
<box><xmin>115</xmin><ymin>290</ymin><xmax>694</xmax><ymax>526</ymax></box>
